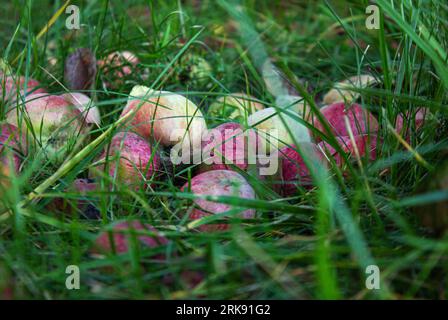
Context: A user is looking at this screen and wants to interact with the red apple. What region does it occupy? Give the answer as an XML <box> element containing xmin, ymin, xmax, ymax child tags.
<box><xmin>6</xmin><ymin>93</ymin><xmax>87</xmax><ymax>163</ymax></box>
<box><xmin>181</xmin><ymin>170</ymin><xmax>256</xmax><ymax>232</ymax></box>
<box><xmin>61</xmin><ymin>92</ymin><xmax>101</xmax><ymax>127</ymax></box>
<box><xmin>120</xmin><ymin>86</ymin><xmax>207</xmax><ymax>147</ymax></box>
<box><xmin>0</xmin><ymin>74</ymin><xmax>46</xmax><ymax>103</ymax></box>
<box><xmin>199</xmin><ymin>122</ymin><xmax>259</xmax><ymax>173</ymax></box>
<box><xmin>279</xmin><ymin>143</ymin><xmax>326</xmax><ymax>196</ymax></box>
<box><xmin>318</xmin><ymin>134</ymin><xmax>378</xmax><ymax>167</ymax></box>
<box><xmin>90</xmin><ymin>131</ymin><xmax>160</xmax><ymax>190</ymax></box>
<box><xmin>92</xmin><ymin>220</ymin><xmax>168</xmax><ymax>255</ymax></box>
<box><xmin>0</xmin><ymin>123</ymin><xmax>23</xmax><ymax>188</ymax></box>
<box><xmin>312</xmin><ymin>102</ymin><xmax>378</xmax><ymax>141</ymax></box>
<box><xmin>395</xmin><ymin>107</ymin><xmax>429</xmax><ymax>139</ymax></box>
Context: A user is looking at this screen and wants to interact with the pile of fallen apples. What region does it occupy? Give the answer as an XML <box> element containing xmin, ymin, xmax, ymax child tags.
<box><xmin>0</xmin><ymin>55</ymin><xmax>431</xmax><ymax>290</ymax></box>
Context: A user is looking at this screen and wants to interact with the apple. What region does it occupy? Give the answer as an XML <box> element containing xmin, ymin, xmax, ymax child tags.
<box><xmin>120</xmin><ymin>85</ymin><xmax>208</xmax><ymax>147</ymax></box>
<box><xmin>278</xmin><ymin>143</ymin><xmax>326</xmax><ymax>196</ymax></box>
<box><xmin>317</xmin><ymin>134</ymin><xmax>378</xmax><ymax>167</ymax></box>
<box><xmin>0</xmin><ymin>74</ymin><xmax>46</xmax><ymax>103</ymax></box>
<box><xmin>0</xmin><ymin>123</ymin><xmax>23</xmax><ymax>189</ymax></box>
<box><xmin>248</xmin><ymin>107</ymin><xmax>311</xmax><ymax>153</ymax></box>
<box><xmin>312</xmin><ymin>102</ymin><xmax>378</xmax><ymax>141</ymax></box>
<box><xmin>92</xmin><ymin>220</ymin><xmax>168</xmax><ymax>255</ymax></box>
<box><xmin>98</xmin><ymin>51</ymin><xmax>139</xmax><ymax>87</ymax></box>
<box><xmin>6</xmin><ymin>93</ymin><xmax>88</xmax><ymax>163</ymax></box>
<box><xmin>323</xmin><ymin>74</ymin><xmax>377</xmax><ymax>105</ymax></box>
<box><xmin>208</xmin><ymin>93</ymin><xmax>264</xmax><ymax>121</ymax></box>
<box><xmin>181</xmin><ymin>170</ymin><xmax>256</xmax><ymax>231</ymax></box>
<box><xmin>61</xmin><ymin>92</ymin><xmax>101</xmax><ymax>127</ymax></box>
<box><xmin>394</xmin><ymin>107</ymin><xmax>429</xmax><ymax>140</ymax></box>
<box><xmin>90</xmin><ymin>131</ymin><xmax>160</xmax><ymax>190</ymax></box>
<box><xmin>275</xmin><ymin>95</ymin><xmax>312</xmax><ymax>120</ymax></box>
<box><xmin>199</xmin><ymin>122</ymin><xmax>260</xmax><ymax>173</ymax></box>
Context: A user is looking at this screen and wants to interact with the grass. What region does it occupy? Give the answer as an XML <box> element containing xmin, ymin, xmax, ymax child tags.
<box><xmin>0</xmin><ymin>0</ymin><xmax>447</xmax><ymax>299</ymax></box>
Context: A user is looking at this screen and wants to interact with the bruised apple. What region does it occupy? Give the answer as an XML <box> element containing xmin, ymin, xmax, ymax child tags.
<box><xmin>98</xmin><ymin>51</ymin><xmax>139</xmax><ymax>87</ymax></box>
<box><xmin>181</xmin><ymin>170</ymin><xmax>256</xmax><ymax>231</ymax></box>
<box><xmin>120</xmin><ymin>85</ymin><xmax>207</xmax><ymax>147</ymax></box>
<box><xmin>90</xmin><ymin>131</ymin><xmax>160</xmax><ymax>190</ymax></box>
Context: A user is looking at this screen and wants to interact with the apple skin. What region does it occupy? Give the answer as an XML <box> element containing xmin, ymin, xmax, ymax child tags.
<box><xmin>0</xmin><ymin>123</ymin><xmax>23</xmax><ymax>188</ymax></box>
<box><xmin>323</xmin><ymin>75</ymin><xmax>377</xmax><ymax>105</ymax></box>
<box><xmin>0</xmin><ymin>75</ymin><xmax>46</xmax><ymax>103</ymax></box>
<box><xmin>199</xmin><ymin>122</ymin><xmax>260</xmax><ymax>173</ymax></box>
<box><xmin>279</xmin><ymin>143</ymin><xmax>326</xmax><ymax>196</ymax></box>
<box><xmin>275</xmin><ymin>95</ymin><xmax>312</xmax><ymax>120</ymax></box>
<box><xmin>90</xmin><ymin>131</ymin><xmax>160</xmax><ymax>190</ymax></box>
<box><xmin>248</xmin><ymin>107</ymin><xmax>311</xmax><ymax>153</ymax></box>
<box><xmin>6</xmin><ymin>93</ymin><xmax>86</xmax><ymax>163</ymax></box>
<box><xmin>93</xmin><ymin>220</ymin><xmax>205</xmax><ymax>290</ymax></box>
<box><xmin>312</xmin><ymin>102</ymin><xmax>378</xmax><ymax>141</ymax></box>
<box><xmin>61</xmin><ymin>92</ymin><xmax>101</xmax><ymax>127</ymax></box>
<box><xmin>120</xmin><ymin>86</ymin><xmax>207</xmax><ymax>147</ymax></box>
<box><xmin>317</xmin><ymin>134</ymin><xmax>378</xmax><ymax>167</ymax></box>
<box><xmin>92</xmin><ymin>220</ymin><xmax>168</xmax><ymax>255</ymax></box>
<box><xmin>181</xmin><ymin>170</ymin><xmax>256</xmax><ymax>232</ymax></box>
<box><xmin>0</xmin><ymin>123</ymin><xmax>22</xmax><ymax>170</ymax></box>
<box><xmin>395</xmin><ymin>107</ymin><xmax>429</xmax><ymax>140</ymax></box>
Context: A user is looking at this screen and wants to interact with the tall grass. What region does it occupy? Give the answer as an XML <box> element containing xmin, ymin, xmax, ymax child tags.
<box><xmin>0</xmin><ymin>0</ymin><xmax>447</xmax><ymax>299</ymax></box>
